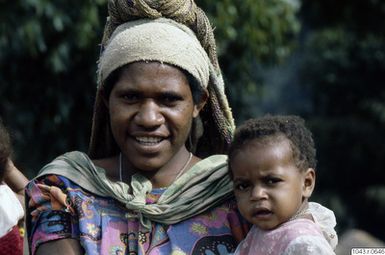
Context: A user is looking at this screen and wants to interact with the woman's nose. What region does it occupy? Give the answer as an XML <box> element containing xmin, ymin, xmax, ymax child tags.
<box><xmin>134</xmin><ymin>100</ymin><xmax>164</xmax><ymax>128</ymax></box>
<box><xmin>250</xmin><ymin>185</ymin><xmax>268</xmax><ymax>201</ymax></box>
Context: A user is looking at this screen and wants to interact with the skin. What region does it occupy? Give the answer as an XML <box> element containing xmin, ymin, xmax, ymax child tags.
<box><xmin>230</xmin><ymin>136</ymin><xmax>315</xmax><ymax>230</ymax></box>
<box><xmin>2</xmin><ymin>159</ymin><xmax>28</xmax><ymax>210</ymax></box>
<box><xmin>103</xmin><ymin>62</ymin><xmax>207</xmax><ymax>187</ymax></box>
<box><xmin>35</xmin><ymin>61</ymin><xmax>208</xmax><ymax>254</ymax></box>
<box><xmin>36</xmin><ymin>239</ymin><xmax>83</xmax><ymax>255</ymax></box>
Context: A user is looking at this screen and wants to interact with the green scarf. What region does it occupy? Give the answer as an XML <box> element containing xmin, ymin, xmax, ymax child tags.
<box><xmin>36</xmin><ymin>151</ymin><xmax>233</xmax><ymax>230</ymax></box>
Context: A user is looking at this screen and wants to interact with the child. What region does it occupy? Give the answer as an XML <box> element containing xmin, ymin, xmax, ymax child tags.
<box><xmin>228</xmin><ymin>115</ymin><xmax>337</xmax><ymax>255</ymax></box>
<box><xmin>0</xmin><ymin>120</ymin><xmax>27</xmax><ymax>255</ymax></box>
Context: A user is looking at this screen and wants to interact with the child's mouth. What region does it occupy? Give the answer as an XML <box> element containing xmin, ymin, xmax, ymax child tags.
<box><xmin>253</xmin><ymin>208</ymin><xmax>273</xmax><ymax>219</ymax></box>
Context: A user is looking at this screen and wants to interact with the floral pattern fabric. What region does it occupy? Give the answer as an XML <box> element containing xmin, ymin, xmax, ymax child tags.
<box><xmin>26</xmin><ymin>175</ymin><xmax>248</xmax><ymax>255</ymax></box>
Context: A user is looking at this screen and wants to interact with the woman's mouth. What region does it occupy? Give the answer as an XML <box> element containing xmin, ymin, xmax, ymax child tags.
<box><xmin>135</xmin><ymin>136</ymin><xmax>164</xmax><ymax>145</ymax></box>
<box><xmin>131</xmin><ymin>135</ymin><xmax>170</xmax><ymax>154</ymax></box>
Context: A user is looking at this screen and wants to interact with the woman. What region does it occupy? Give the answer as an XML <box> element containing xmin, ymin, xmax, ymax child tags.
<box><xmin>26</xmin><ymin>1</ymin><xmax>248</xmax><ymax>254</ymax></box>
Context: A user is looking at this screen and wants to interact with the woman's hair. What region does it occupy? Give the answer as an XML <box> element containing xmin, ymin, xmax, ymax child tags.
<box><xmin>0</xmin><ymin>120</ymin><xmax>12</xmax><ymax>181</ymax></box>
<box><xmin>228</xmin><ymin>115</ymin><xmax>317</xmax><ymax>173</ymax></box>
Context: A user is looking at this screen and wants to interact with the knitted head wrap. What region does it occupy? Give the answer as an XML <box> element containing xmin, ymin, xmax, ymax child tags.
<box><xmin>98</xmin><ymin>18</ymin><xmax>210</xmax><ymax>90</ymax></box>
<box><xmin>89</xmin><ymin>0</ymin><xmax>235</xmax><ymax>159</ymax></box>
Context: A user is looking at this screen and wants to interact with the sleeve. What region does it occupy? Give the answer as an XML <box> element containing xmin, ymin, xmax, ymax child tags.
<box><xmin>282</xmin><ymin>235</ymin><xmax>336</xmax><ymax>255</ymax></box>
<box><xmin>25</xmin><ymin>175</ymin><xmax>80</xmax><ymax>255</ymax></box>
<box><xmin>308</xmin><ymin>202</ymin><xmax>338</xmax><ymax>250</ymax></box>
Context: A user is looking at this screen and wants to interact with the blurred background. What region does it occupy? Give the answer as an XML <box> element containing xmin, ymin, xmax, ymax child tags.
<box><xmin>1</xmin><ymin>0</ymin><xmax>384</xmax><ymax>247</ymax></box>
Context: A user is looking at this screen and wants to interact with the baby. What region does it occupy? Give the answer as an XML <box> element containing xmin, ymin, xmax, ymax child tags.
<box><xmin>228</xmin><ymin>115</ymin><xmax>337</xmax><ymax>255</ymax></box>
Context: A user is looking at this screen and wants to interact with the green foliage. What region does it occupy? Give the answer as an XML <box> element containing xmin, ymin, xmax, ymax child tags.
<box><xmin>0</xmin><ymin>0</ymin><xmax>107</xmax><ymax>176</ymax></box>
<box><xmin>0</xmin><ymin>0</ymin><xmax>299</xmax><ymax>176</ymax></box>
<box><xmin>301</xmin><ymin>0</ymin><xmax>385</xmax><ymax>34</ymax></box>
<box><xmin>199</xmin><ymin>0</ymin><xmax>299</xmax><ymax>62</ymax></box>
<box><xmin>297</xmin><ymin>2</ymin><xmax>385</xmax><ymax>239</ymax></box>
<box><xmin>197</xmin><ymin>0</ymin><xmax>300</xmax><ymax>122</ymax></box>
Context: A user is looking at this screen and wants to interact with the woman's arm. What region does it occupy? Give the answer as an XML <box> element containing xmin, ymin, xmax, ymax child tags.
<box><xmin>36</xmin><ymin>239</ymin><xmax>84</xmax><ymax>255</ymax></box>
<box><xmin>26</xmin><ymin>176</ymin><xmax>84</xmax><ymax>255</ymax></box>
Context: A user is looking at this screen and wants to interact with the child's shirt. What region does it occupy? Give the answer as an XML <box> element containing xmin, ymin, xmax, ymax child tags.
<box><xmin>0</xmin><ymin>184</ymin><xmax>24</xmax><ymax>237</ymax></box>
<box><xmin>234</xmin><ymin>219</ymin><xmax>334</xmax><ymax>255</ymax></box>
<box><xmin>234</xmin><ymin>202</ymin><xmax>337</xmax><ymax>255</ymax></box>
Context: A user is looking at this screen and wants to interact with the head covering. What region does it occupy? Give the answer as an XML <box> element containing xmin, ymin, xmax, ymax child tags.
<box><xmin>89</xmin><ymin>0</ymin><xmax>235</xmax><ymax>159</ymax></box>
<box><xmin>98</xmin><ymin>18</ymin><xmax>210</xmax><ymax>90</ymax></box>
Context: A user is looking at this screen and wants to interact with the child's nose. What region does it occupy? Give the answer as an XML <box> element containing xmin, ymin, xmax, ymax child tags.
<box><xmin>250</xmin><ymin>185</ymin><xmax>268</xmax><ymax>201</ymax></box>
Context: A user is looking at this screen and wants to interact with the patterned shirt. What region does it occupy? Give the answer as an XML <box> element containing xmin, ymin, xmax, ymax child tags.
<box><xmin>26</xmin><ymin>175</ymin><xmax>248</xmax><ymax>255</ymax></box>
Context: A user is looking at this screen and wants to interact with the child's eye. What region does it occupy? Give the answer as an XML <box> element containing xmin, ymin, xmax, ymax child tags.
<box><xmin>265</xmin><ymin>177</ymin><xmax>282</xmax><ymax>185</ymax></box>
<box><xmin>234</xmin><ymin>182</ymin><xmax>250</xmax><ymax>191</ymax></box>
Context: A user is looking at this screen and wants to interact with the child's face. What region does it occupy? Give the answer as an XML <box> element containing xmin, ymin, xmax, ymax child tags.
<box><xmin>231</xmin><ymin>137</ymin><xmax>314</xmax><ymax>230</ymax></box>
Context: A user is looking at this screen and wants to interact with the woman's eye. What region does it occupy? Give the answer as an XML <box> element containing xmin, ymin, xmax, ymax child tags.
<box><xmin>122</xmin><ymin>93</ymin><xmax>140</xmax><ymax>102</ymax></box>
<box><xmin>161</xmin><ymin>94</ymin><xmax>182</xmax><ymax>105</ymax></box>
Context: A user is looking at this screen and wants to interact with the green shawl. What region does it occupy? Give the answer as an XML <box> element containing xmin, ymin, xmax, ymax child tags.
<box><xmin>36</xmin><ymin>151</ymin><xmax>233</xmax><ymax>230</ymax></box>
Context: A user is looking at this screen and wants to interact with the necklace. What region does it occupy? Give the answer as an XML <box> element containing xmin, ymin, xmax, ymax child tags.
<box><xmin>118</xmin><ymin>152</ymin><xmax>193</xmax><ymax>183</ymax></box>
<box><xmin>172</xmin><ymin>152</ymin><xmax>193</xmax><ymax>182</ymax></box>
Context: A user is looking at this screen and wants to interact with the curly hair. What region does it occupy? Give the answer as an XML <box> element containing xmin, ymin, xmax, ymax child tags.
<box><xmin>228</xmin><ymin>115</ymin><xmax>317</xmax><ymax>173</ymax></box>
<box><xmin>0</xmin><ymin>120</ymin><xmax>12</xmax><ymax>181</ymax></box>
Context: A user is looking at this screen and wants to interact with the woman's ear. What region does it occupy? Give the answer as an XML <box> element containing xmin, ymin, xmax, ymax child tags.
<box><xmin>302</xmin><ymin>168</ymin><xmax>316</xmax><ymax>199</ymax></box>
<box><xmin>193</xmin><ymin>88</ymin><xmax>208</xmax><ymax>118</ymax></box>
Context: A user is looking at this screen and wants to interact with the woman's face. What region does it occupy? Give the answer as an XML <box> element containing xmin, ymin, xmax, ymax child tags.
<box><xmin>106</xmin><ymin>62</ymin><xmax>205</xmax><ymax>172</ymax></box>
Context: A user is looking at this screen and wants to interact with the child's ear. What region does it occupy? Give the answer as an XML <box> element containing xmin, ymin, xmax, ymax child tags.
<box><xmin>302</xmin><ymin>168</ymin><xmax>316</xmax><ymax>199</ymax></box>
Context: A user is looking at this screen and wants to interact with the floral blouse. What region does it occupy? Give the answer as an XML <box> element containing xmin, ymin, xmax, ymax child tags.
<box><xmin>26</xmin><ymin>175</ymin><xmax>248</xmax><ymax>255</ymax></box>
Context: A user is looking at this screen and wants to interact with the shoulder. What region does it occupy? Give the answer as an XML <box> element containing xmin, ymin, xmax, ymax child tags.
<box><xmin>239</xmin><ymin>220</ymin><xmax>323</xmax><ymax>252</ymax></box>
<box><xmin>33</xmin><ymin>151</ymin><xmax>104</xmax><ymax>191</ymax></box>
<box><xmin>188</xmin><ymin>154</ymin><xmax>228</xmax><ymax>180</ymax></box>
<box><xmin>235</xmin><ymin>221</ymin><xmax>334</xmax><ymax>255</ymax></box>
<box><xmin>308</xmin><ymin>202</ymin><xmax>338</xmax><ymax>249</ymax></box>
<box><xmin>275</xmin><ymin>219</ymin><xmax>335</xmax><ymax>255</ymax></box>
<box><xmin>275</xmin><ymin>219</ymin><xmax>324</xmax><ymax>239</ymax></box>
<box><xmin>26</xmin><ymin>151</ymin><xmax>94</xmax><ymax>198</ymax></box>
<box><xmin>178</xmin><ymin>154</ymin><xmax>230</xmax><ymax>187</ymax></box>
<box><xmin>37</xmin><ymin>151</ymin><xmax>91</xmax><ymax>176</ymax></box>
<box><xmin>283</xmin><ymin>234</ymin><xmax>336</xmax><ymax>255</ymax></box>
<box><xmin>29</xmin><ymin>152</ymin><xmax>123</xmax><ymax>201</ymax></box>
<box><xmin>195</xmin><ymin>154</ymin><xmax>227</xmax><ymax>169</ymax></box>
